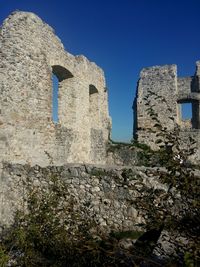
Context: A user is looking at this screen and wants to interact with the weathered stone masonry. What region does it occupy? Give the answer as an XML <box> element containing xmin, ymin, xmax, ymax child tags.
<box><xmin>0</xmin><ymin>11</ymin><xmax>111</xmax><ymax>166</ymax></box>
<box><xmin>134</xmin><ymin>61</ymin><xmax>200</xmax><ymax>162</ymax></box>
<box><xmin>0</xmin><ymin>12</ymin><xmax>198</xmax><ymax>250</ymax></box>
<box><xmin>0</xmin><ymin>162</ymin><xmax>169</xmax><ymax>232</ymax></box>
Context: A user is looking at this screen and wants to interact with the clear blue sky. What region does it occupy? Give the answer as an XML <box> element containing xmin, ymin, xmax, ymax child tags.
<box><xmin>1</xmin><ymin>0</ymin><xmax>200</xmax><ymax>142</ymax></box>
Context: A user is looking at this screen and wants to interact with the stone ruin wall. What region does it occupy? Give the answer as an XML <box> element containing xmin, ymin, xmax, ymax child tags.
<box><xmin>134</xmin><ymin>61</ymin><xmax>200</xmax><ymax>162</ymax></box>
<box><xmin>0</xmin><ymin>162</ymin><xmax>169</xmax><ymax>233</ymax></box>
<box><xmin>0</xmin><ymin>11</ymin><xmax>111</xmax><ymax>167</ymax></box>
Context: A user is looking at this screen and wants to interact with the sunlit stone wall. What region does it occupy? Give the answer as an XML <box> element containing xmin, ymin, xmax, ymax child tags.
<box><xmin>0</xmin><ymin>11</ymin><xmax>111</xmax><ymax>166</ymax></box>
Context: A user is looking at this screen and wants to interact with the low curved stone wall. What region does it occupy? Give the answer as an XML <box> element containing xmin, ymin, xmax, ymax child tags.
<box><xmin>0</xmin><ymin>162</ymin><xmax>170</xmax><ymax>233</ymax></box>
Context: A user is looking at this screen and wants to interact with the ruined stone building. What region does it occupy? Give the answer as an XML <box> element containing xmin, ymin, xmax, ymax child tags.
<box><xmin>134</xmin><ymin>61</ymin><xmax>200</xmax><ymax>162</ymax></box>
<box><xmin>0</xmin><ymin>12</ymin><xmax>199</xmax><ymax>253</ymax></box>
<box><xmin>1</xmin><ymin>10</ymin><xmax>200</xmax><ymax>168</ymax></box>
<box><xmin>0</xmin><ymin>11</ymin><xmax>111</xmax><ymax>166</ymax></box>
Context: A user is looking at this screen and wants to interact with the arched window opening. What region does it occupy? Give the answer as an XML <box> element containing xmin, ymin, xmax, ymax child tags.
<box><xmin>89</xmin><ymin>85</ymin><xmax>99</xmax><ymax>126</ymax></box>
<box><xmin>52</xmin><ymin>74</ymin><xmax>59</xmax><ymax>123</ymax></box>
<box><xmin>52</xmin><ymin>65</ymin><xmax>73</xmax><ymax>81</ymax></box>
<box><xmin>89</xmin><ymin>84</ymin><xmax>98</xmax><ymax>95</ymax></box>
<box><xmin>51</xmin><ymin>65</ymin><xmax>73</xmax><ymax>123</ymax></box>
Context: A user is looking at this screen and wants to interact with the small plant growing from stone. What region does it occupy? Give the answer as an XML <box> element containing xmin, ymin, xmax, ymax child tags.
<box><xmin>132</xmin><ymin>91</ymin><xmax>200</xmax><ymax>265</ymax></box>
<box><xmin>0</xmin><ymin>173</ymin><xmax>149</xmax><ymax>266</ymax></box>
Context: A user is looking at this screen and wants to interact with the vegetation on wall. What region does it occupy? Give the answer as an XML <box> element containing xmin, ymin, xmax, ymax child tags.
<box><xmin>0</xmin><ymin>174</ymin><xmax>159</xmax><ymax>267</ymax></box>
<box><xmin>133</xmin><ymin>90</ymin><xmax>200</xmax><ymax>265</ymax></box>
<box><xmin>0</xmin><ymin>139</ymin><xmax>199</xmax><ymax>267</ymax></box>
<box><xmin>0</xmin><ymin>92</ymin><xmax>199</xmax><ymax>266</ymax></box>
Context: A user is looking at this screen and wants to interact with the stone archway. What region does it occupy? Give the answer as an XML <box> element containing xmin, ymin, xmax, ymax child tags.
<box><xmin>52</xmin><ymin>65</ymin><xmax>73</xmax><ymax>81</ymax></box>
<box><xmin>51</xmin><ymin>65</ymin><xmax>74</xmax><ymax>124</ymax></box>
<box><xmin>177</xmin><ymin>96</ymin><xmax>200</xmax><ymax>129</ymax></box>
<box><xmin>89</xmin><ymin>84</ymin><xmax>99</xmax><ymax>127</ymax></box>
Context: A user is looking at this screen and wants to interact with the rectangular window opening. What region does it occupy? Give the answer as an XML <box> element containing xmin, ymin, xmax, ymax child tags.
<box><xmin>52</xmin><ymin>74</ymin><xmax>59</xmax><ymax>123</ymax></box>
<box><xmin>180</xmin><ymin>102</ymin><xmax>192</xmax><ymax>120</ymax></box>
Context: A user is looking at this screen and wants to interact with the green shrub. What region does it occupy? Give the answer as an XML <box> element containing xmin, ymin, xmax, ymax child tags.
<box><xmin>0</xmin><ymin>175</ymin><xmax>142</xmax><ymax>267</ymax></box>
<box><xmin>0</xmin><ymin>246</ymin><xmax>9</xmax><ymax>267</ymax></box>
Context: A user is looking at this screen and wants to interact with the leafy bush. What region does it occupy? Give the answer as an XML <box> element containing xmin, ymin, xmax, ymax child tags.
<box><xmin>0</xmin><ymin>174</ymin><xmax>148</xmax><ymax>267</ymax></box>
<box><xmin>133</xmin><ymin>90</ymin><xmax>200</xmax><ymax>265</ymax></box>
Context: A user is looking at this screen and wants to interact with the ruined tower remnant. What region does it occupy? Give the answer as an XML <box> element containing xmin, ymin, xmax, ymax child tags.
<box><xmin>134</xmin><ymin>61</ymin><xmax>200</xmax><ymax>161</ymax></box>
<box><xmin>0</xmin><ymin>11</ymin><xmax>111</xmax><ymax>166</ymax></box>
